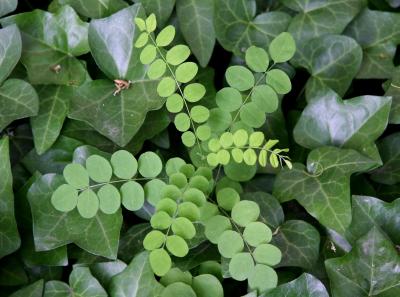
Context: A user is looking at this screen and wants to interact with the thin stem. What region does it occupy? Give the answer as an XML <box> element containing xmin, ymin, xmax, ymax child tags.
<box><xmin>148</xmin><ymin>34</ymin><xmax>206</xmax><ymax>164</ymax></box>
<box><xmin>78</xmin><ymin>177</ymin><xmax>167</xmax><ymax>192</ymax></box>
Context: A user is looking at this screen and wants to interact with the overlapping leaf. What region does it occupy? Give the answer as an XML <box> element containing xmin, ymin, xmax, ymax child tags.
<box><xmin>385</xmin><ymin>66</ymin><xmax>400</xmax><ymax>124</ymax></box>
<box><xmin>294</xmin><ymin>87</ymin><xmax>391</xmax><ymax>160</ymax></box>
<box><xmin>345</xmin><ymin>8</ymin><xmax>400</xmax><ymax>79</ymax></box>
<box><xmin>0</xmin><ymin>137</ymin><xmax>20</xmax><ymax>259</ymax></box>
<box><xmin>0</xmin><ymin>0</ymin><xmax>17</xmax><ymax>17</ymax></box>
<box><xmin>1</xmin><ymin>5</ymin><xmax>90</xmax><ymax>85</ymax></box>
<box><xmin>27</xmin><ymin>174</ymin><xmax>123</xmax><ymax>259</ymax></box>
<box><xmin>274</xmin><ymin>146</ymin><xmax>377</xmax><ymax>234</ymax></box>
<box><xmin>262</xmin><ymin>273</ymin><xmax>329</xmax><ymax>297</ymax></box>
<box><xmin>214</xmin><ymin>0</ymin><xmax>291</xmax><ymax>56</ymax></box>
<box><xmin>31</xmin><ymin>85</ymin><xmax>73</xmax><ymax>155</ymax></box>
<box><xmin>60</xmin><ymin>0</ymin><xmax>128</xmax><ymax>18</ymax></box>
<box><xmin>325</xmin><ymin>227</ymin><xmax>400</xmax><ymax>297</ymax></box>
<box><xmin>176</xmin><ymin>0</ymin><xmax>215</xmax><ymax>67</ymax></box>
<box><xmin>136</xmin><ymin>0</ymin><xmax>175</xmax><ymax>27</ymax></box>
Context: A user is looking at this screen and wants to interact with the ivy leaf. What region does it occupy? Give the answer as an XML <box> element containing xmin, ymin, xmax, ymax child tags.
<box><xmin>176</xmin><ymin>0</ymin><xmax>215</xmax><ymax>67</ymax></box>
<box><xmin>300</xmin><ymin>35</ymin><xmax>362</xmax><ymax>98</ymax></box>
<box><xmin>27</xmin><ymin>174</ymin><xmax>123</xmax><ymax>259</ymax></box>
<box><xmin>109</xmin><ymin>251</ymin><xmax>164</xmax><ymax>297</ymax></box>
<box><xmin>1</xmin><ymin>6</ymin><xmax>90</xmax><ymax>85</ymax></box>
<box><xmin>69</xmin><ymin>267</ymin><xmax>107</xmax><ymax>297</ymax></box>
<box><xmin>345</xmin><ymin>8</ymin><xmax>400</xmax><ymax>79</ymax></box>
<box><xmin>325</xmin><ymin>227</ymin><xmax>400</xmax><ymax>297</ymax></box>
<box><xmin>347</xmin><ymin>196</ymin><xmax>400</xmax><ymax>245</ymax></box>
<box><xmin>370</xmin><ymin>133</ymin><xmax>400</xmax><ymax>185</ymax></box>
<box><xmin>136</xmin><ymin>0</ymin><xmax>176</xmax><ymax>27</ymax></box>
<box><xmin>59</xmin><ymin>0</ymin><xmax>129</xmax><ymax>18</ymax></box>
<box><xmin>0</xmin><ymin>79</ymin><xmax>39</xmax><ymax>132</ymax></box>
<box><xmin>0</xmin><ymin>137</ymin><xmax>20</xmax><ymax>259</ymax></box>
<box><xmin>0</xmin><ymin>0</ymin><xmax>17</xmax><ymax>17</ymax></box>
<box><xmin>385</xmin><ymin>66</ymin><xmax>400</xmax><ymax>124</ymax></box>
<box><xmin>261</xmin><ymin>273</ymin><xmax>329</xmax><ymax>297</ymax></box>
<box><xmin>88</xmin><ymin>5</ymin><xmax>147</xmax><ymax>81</ymax></box>
<box><xmin>273</xmin><ymin>147</ymin><xmax>377</xmax><ymax>234</ymax></box>
<box><xmin>272</xmin><ymin>220</ymin><xmax>320</xmax><ymax>270</ymax></box>
<box><xmin>294</xmin><ymin>87</ymin><xmax>391</xmax><ymax>159</ymax></box>
<box><xmin>69</xmin><ymin>79</ymin><xmax>165</xmax><ymax>146</ymax></box>
<box><xmin>243</xmin><ymin>192</ymin><xmax>284</xmax><ymax>229</ymax></box>
<box><xmin>31</xmin><ymin>85</ymin><xmax>73</xmax><ymax>155</ymax></box>
<box><xmin>118</xmin><ymin>223</ymin><xmax>151</xmax><ymax>263</ymax></box>
<box><xmin>8</xmin><ymin>280</ymin><xmax>44</xmax><ymax>297</ymax></box>
<box><xmin>90</xmin><ymin>260</ymin><xmax>127</xmax><ymax>290</ymax></box>
<box><xmin>0</xmin><ymin>25</ymin><xmax>21</xmax><ymax>85</ymax></box>
<box><xmin>22</xmin><ymin>136</ymin><xmax>82</xmax><ymax>174</ymax></box>
<box><xmin>214</xmin><ymin>0</ymin><xmax>291</xmax><ymax>56</ymax></box>
<box><xmin>281</xmin><ymin>0</ymin><xmax>364</xmax><ymax>65</ymax></box>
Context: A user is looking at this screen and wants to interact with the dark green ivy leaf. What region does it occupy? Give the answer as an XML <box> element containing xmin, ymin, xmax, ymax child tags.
<box><xmin>109</xmin><ymin>251</ymin><xmax>164</xmax><ymax>297</ymax></box>
<box><xmin>27</xmin><ymin>174</ymin><xmax>123</xmax><ymax>259</ymax></box>
<box><xmin>0</xmin><ymin>256</ymin><xmax>27</xmax><ymax>286</ymax></box>
<box><xmin>272</xmin><ymin>220</ymin><xmax>320</xmax><ymax>270</ymax></box>
<box><xmin>0</xmin><ymin>25</ymin><xmax>21</xmax><ymax>85</ymax></box>
<box><xmin>1</xmin><ymin>5</ymin><xmax>90</xmax><ymax>85</ymax></box>
<box><xmin>274</xmin><ymin>147</ymin><xmax>377</xmax><ymax>234</ymax></box>
<box><xmin>118</xmin><ymin>223</ymin><xmax>151</xmax><ymax>263</ymax></box>
<box><xmin>214</xmin><ymin>0</ymin><xmax>291</xmax><ymax>56</ymax></box>
<box><xmin>294</xmin><ymin>87</ymin><xmax>391</xmax><ymax>160</ymax></box>
<box><xmin>8</xmin><ymin>279</ymin><xmax>44</xmax><ymax>297</ymax></box>
<box><xmin>88</xmin><ymin>4</ymin><xmax>146</xmax><ymax>81</ymax></box>
<box><xmin>176</xmin><ymin>0</ymin><xmax>215</xmax><ymax>67</ymax></box>
<box><xmin>135</xmin><ymin>0</ymin><xmax>176</xmax><ymax>27</ymax></box>
<box><xmin>69</xmin><ymin>79</ymin><xmax>165</xmax><ymax>146</ymax></box>
<box><xmin>347</xmin><ymin>196</ymin><xmax>400</xmax><ymax>245</ymax></box>
<box><xmin>371</xmin><ymin>132</ymin><xmax>400</xmax><ymax>185</ymax></box>
<box><xmin>345</xmin><ymin>8</ymin><xmax>400</xmax><ymax>79</ymax></box>
<box><xmin>262</xmin><ymin>273</ymin><xmax>329</xmax><ymax>297</ymax></box>
<box><xmin>325</xmin><ymin>227</ymin><xmax>400</xmax><ymax>297</ymax></box>
<box><xmin>385</xmin><ymin>66</ymin><xmax>400</xmax><ymax>124</ymax></box>
<box><xmin>299</xmin><ymin>35</ymin><xmax>362</xmax><ymax>98</ymax></box>
<box><xmin>31</xmin><ymin>85</ymin><xmax>73</xmax><ymax>155</ymax></box>
<box><xmin>0</xmin><ymin>137</ymin><xmax>20</xmax><ymax>259</ymax></box>
<box><xmin>90</xmin><ymin>260</ymin><xmax>127</xmax><ymax>290</ymax></box>
<box><xmin>60</xmin><ymin>0</ymin><xmax>129</xmax><ymax>19</ymax></box>
<box><xmin>281</xmin><ymin>0</ymin><xmax>365</xmax><ymax>66</ymax></box>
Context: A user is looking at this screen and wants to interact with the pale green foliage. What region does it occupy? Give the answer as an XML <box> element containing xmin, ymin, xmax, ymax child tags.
<box><xmin>51</xmin><ymin>150</ymin><xmax>164</xmax><ymax>218</ymax></box>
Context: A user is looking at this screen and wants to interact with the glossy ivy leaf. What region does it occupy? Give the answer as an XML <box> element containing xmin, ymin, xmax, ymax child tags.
<box><xmin>274</xmin><ymin>147</ymin><xmax>377</xmax><ymax>234</ymax></box>
<box><xmin>0</xmin><ymin>79</ymin><xmax>39</xmax><ymax>132</ymax></box>
<box><xmin>385</xmin><ymin>66</ymin><xmax>400</xmax><ymax>124</ymax></box>
<box><xmin>0</xmin><ymin>25</ymin><xmax>21</xmax><ymax>85</ymax></box>
<box><xmin>88</xmin><ymin>5</ymin><xmax>147</xmax><ymax>81</ymax></box>
<box><xmin>370</xmin><ymin>132</ymin><xmax>400</xmax><ymax>185</ymax></box>
<box><xmin>31</xmin><ymin>85</ymin><xmax>72</xmax><ymax>155</ymax></box>
<box><xmin>0</xmin><ymin>0</ymin><xmax>17</xmax><ymax>18</ymax></box>
<box><xmin>110</xmin><ymin>251</ymin><xmax>163</xmax><ymax>297</ymax></box>
<box><xmin>301</xmin><ymin>35</ymin><xmax>363</xmax><ymax>98</ymax></box>
<box><xmin>59</xmin><ymin>0</ymin><xmax>128</xmax><ymax>19</ymax></box>
<box><xmin>264</xmin><ymin>273</ymin><xmax>329</xmax><ymax>297</ymax></box>
<box><xmin>166</xmin><ymin>45</ymin><xmax>191</xmax><ymax>66</ymax></box>
<box><xmin>69</xmin><ymin>79</ymin><xmax>164</xmax><ymax>147</ymax></box>
<box><xmin>271</xmin><ymin>220</ymin><xmax>320</xmax><ymax>270</ymax></box>
<box><xmin>214</xmin><ymin>0</ymin><xmax>291</xmax><ymax>56</ymax></box>
<box><xmin>294</xmin><ymin>88</ymin><xmax>391</xmax><ymax>159</ymax></box>
<box><xmin>281</xmin><ymin>0</ymin><xmax>364</xmax><ymax>66</ymax></box>
<box><xmin>345</xmin><ymin>9</ymin><xmax>400</xmax><ymax>79</ymax></box>
<box><xmin>176</xmin><ymin>0</ymin><xmax>215</xmax><ymax>67</ymax></box>
<box><xmin>90</xmin><ymin>260</ymin><xmax>127</xmax><ymax>290</ymax></box>
<box><xmin>77</xmin><ymin>189</ymin><xmax>99</xmax><ymax>218</ymax></box>
<box><xmin>347</xmin><ymin>196</ymin><xmax>400</xmax><ymax>245</ymax></box>
<box><xmin>69</xmin><ymin>266</ymin><xmax>107</xmax><ymax>297</ymax></box>
<box><xmin>8</xmin><ymin>279</ymin><xmax>44</xmax><ymax>297</ymax></box>
<box><xmin>137</xmin><ymin>0</ymin><xmax>175</xmax><ymax>27</ymax></box>
<box><xmin>325</xmin><ymin>227</ymin><xmax>400</xmax><ymax>297</ymax></box>
<box><xmin>1</xmin><ymin>6</ymin><xmax>90</xmax><ymax>85</ymax></box>
<box><xmin>28</xmin><ymin>174</ymin><xmax>123</xmax><ymax>259</ymax></box>
<box><xmin>0</xmin><ymin>137</ymin><xmax>20</xmax><ymax>259</ymax></box>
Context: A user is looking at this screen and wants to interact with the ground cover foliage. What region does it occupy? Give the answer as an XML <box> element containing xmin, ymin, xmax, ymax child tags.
<box><xmin>0</xmin><ymin>0</ymin><xmax>399</xmax><ymax>296</ymax></box>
